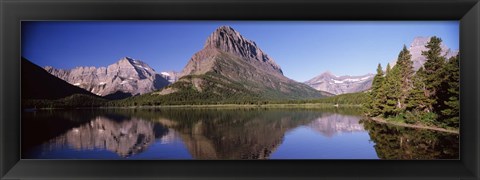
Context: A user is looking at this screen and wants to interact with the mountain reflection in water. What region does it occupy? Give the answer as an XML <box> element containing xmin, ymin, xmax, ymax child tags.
<box><xmin>308</xmin><ymin>114</ymin><xmax>365</xmax><ymax>137</ymax></box>
<box><xmin>21</xmin><ymin>108</ymin><xmax>458</xmax><ymax>159</ymax></box>
<box><xmin>45</xmin><ymin>116</ymin><xmax>167</xmax><ymax>157</ymax></box>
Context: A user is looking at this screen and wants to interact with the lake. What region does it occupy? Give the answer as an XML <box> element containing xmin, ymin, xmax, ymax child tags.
<box><xmin>21</xmin><ymin>107</ymin><xmax>459</xmax><ymax>160</ymax></box>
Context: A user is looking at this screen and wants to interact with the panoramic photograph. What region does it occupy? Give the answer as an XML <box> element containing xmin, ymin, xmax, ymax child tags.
<box><xmin>21</xmin><ymin>21</ymin><xmax>459</xmax><ymax>160</ymax></box>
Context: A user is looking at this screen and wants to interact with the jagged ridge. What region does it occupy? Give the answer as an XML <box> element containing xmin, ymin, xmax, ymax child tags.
<box><xmin>45</xmin><ymin>57</ymin><xmax>169</xmax><ymax>98</ymax></box>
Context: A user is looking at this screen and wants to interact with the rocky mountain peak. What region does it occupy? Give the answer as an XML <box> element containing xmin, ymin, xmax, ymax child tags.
<box><xmin>115</xmin><ymin>57</ymin><xmax>151</xmax><ymax>70</ymax></box>
<box><xmin>199</xmin><ymin>26</ymin><xmax>283</xmax><ymax>75</ymax></box>
<box><xmin>410</xmin><ymin>36</ymin><xmax>431</xmax><ymax>47</ymax></box>
<box><xmin>204</xmin><ymin>26</ymin><xmax>244</xmax><ymax>49</ymax></box>
<box><xmin>407</xmin><ymin>36</ymin><xmax>458</xmax><ymax>70</ymax></box>
<box><xmin>118</xmin><ymin>56</ymin><xmax>133</xmax><ymax>63</ymax></box>
<box><xmin>321</xmin><ymin>71</ymin><xmax>336</xmax><ymax>77</ymax></box>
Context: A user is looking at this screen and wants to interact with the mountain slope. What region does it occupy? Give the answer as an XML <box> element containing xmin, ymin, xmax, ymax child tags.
<box><xmin>150</xmin><ymin>26</ymin><xmax>330</xmax><ymax>103</ymax></box>
<box><xmin>21</xmin><ymin>57</ymin><xmax>99</xmax><ymax>100</ymax></box>
<box><xmin>304</xmin><ymin>72</ymin><xmax>374</xmax><ymax>95</ymax></box>
<box><xmin>45</xmin><ymin>57</ymin><xmax>169</xmax><ymax>98</ymax></box>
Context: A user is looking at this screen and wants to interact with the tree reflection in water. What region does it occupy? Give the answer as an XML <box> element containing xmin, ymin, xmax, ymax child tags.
<box><xmin>360</xmin><ymin>118</ymin><xmax>459</xmax><ymax>159</ymax></box>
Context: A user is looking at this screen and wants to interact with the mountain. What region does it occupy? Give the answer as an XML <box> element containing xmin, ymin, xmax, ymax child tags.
<box><xmin>304</xmin><ymin>71</ymin><xmax>374</xmax><ymax>95</ymax></box>
<box><xmin>399</xmin><ymin>36</ymin><xmax>458</xmax><ymax>71</ymax></box>
<box><xmin>160</xmin><ymin>71</ymin><xmax>180</xmax><ymax>83</ymax></box>
<box><xmin>305</xmin><ymin>36</ymin><xmax>458</xmax><ymax>95</ymax></box>
<box><xmin>45</xmin><ymin>57</ymin><xmax>170</xmax><ymax>99</ymax></box>
<box><xmin>21</xmin><ymin>57</ymin><xmax>99</xmax><ymax>100</ymax></box>
<box><xmin>152</xmin><ymin>26</ymin><xmax>330</xmax><ymax>102</ymax></box>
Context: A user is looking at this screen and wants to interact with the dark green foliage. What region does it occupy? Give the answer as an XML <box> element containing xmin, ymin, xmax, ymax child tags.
<box><xmin>22</xmin><ymin>94</ymin><xmax>107</xmax><ymax>109</ymax></box>
<box><xmin>366</xmin><ymin>63</ymin><xmax>385</xmax><ymax>116</ymax></box>
<box><xmin>366</xmin><ymin>37</ymin><xmax>459</xmax><ymax>130</ymax></box>
<box><xmin>308</xmin><ymin>92</ymin><xmax>369</xmax><ymax>105</ymax></box>
<box><xmin>396</xmin><ymin>45</ymin><xmax>415</xmax><ymax>110</ymax></box>
<box><xmin>381</xmin><ymin>45</ymin><xmax>414</xmax><ymax>117</ymax></box>
<box><xmin>360</xmin><ymin>118</ymin><xmax>459</xmax><ymax>159</ymax></box>
<box><xmin>422</xmin><ymin>36</ymin><xmax>447</xmax><ymax>112</ymax></box>
<box><xmin>440</xmin><ymin>55</ymin><xmax>460</xmax><ymax>128</ymax></box>
<box><xmin>386</xmin><ymin>63</ymin><xmax>391</xmax><ymax>74</ymax></box>
<box><xmin>381</xmin><ymin>62</ymin><xmax>401</xmax><ymax>117</ymax></box>
<box><xmin>404</xmin><ymin>111</ymin><xmax>437</xmax><ymax>125</ymax></box>
<box><xmin>405</xmin><ymin>67</ymin><xmax>430</xmax><ymax>113</ymax></box>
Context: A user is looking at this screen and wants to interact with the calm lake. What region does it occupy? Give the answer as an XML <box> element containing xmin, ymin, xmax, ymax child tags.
<box><xmin>22</xmin><ymin>107</ymin><xmax>459</xmax><ymax>160</ymax></box>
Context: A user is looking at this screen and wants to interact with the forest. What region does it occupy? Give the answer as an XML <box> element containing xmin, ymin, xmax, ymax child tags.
<box><xmin>364</xmin><ymin>36</ymin><xmax>459</xmax><ymax>129</ymax></box>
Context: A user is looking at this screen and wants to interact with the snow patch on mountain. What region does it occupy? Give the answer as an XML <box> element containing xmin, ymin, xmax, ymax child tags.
<box><xmin>304</xmin><ymin>72</ymin><xmax>374</xmax><ymax>95</ymax></box>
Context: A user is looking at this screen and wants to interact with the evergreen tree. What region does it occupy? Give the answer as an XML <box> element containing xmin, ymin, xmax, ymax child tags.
<box><xmin>395</xmin><ymin>45</ymin><xmax>415</xmax><ymax>110</ymax></box>
<box><xmin>379</xmin><ymin>46</ymin><xmax>414</xmax><ymax>117</ymax></box>
<box><xmin>422</xmin><ymin>36</ymin><xmax>446</xmax><ymax>113</ymax></box>
<box><xmin>406</xmin><ymin>67</ymin><xmax>429</xmax><ymax>112</ymax></box>
<box><xmin>440</xmin><ymin>55</ymin><xmax>460</xmax><ymax>128</ymax></box>
<box><xmin>381</xmin><ymin>64</ymin><xmax>401</xmax><ymax>117</ymax></box>
<box><xmin>367</xmin><ymin>63</ymin><xmax>385</xmax><ymax>116</ymax></box>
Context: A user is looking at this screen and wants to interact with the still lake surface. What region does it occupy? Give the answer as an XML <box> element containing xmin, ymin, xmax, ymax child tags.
<box><xmin>22</xmin><ymin>107</ymin><xmax>459</xmax><ymax>160</ymax></box>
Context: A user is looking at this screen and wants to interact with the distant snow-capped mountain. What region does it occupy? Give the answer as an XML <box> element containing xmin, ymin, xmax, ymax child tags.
<box><xmin>304</xmin><ymin>71</ymin><xmax>374</xmax><ymax>95</ymax></box>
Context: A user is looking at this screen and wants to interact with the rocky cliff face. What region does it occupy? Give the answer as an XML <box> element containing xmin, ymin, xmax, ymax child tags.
<box><xmin>45</xmin><ymin>57</ymin><xmax>169</xmax><ymax>98</ymax></box>
<box><xmin>160</xmin><ymin>26</ymin><xmax>329</xmax><ymax>100</ymax></box>
<box><xmin>160</xmin><ymin>71</ymin><xmax>180</xmax><ymax>83</ymax></box>
<box><xmin>304</xmin><ymin>72</ymin><xmax>374</xmax><ymax>95</ymax></box>
<box><xmin>407</xmin><ymin>36</ymin><xmax>458</xmax><ymax>71</ymax></box>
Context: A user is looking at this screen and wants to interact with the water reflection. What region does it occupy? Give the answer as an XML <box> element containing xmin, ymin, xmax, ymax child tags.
<box><xmin>360</xmin><ymin>119</ymin><xmax>459</xmax><ymax>159</ymax></box>
<box><xmin>46</xmin><ymin>116</ymin><xmax>167</xmax><ymax>157</ymax></box>
<box><xmin>308</xmin><ymin>114</ymin><xmax>365</xmax><ymax>137</ymax></box>
<box><xmin>151</xmin><ymin>109</ymin><xmax>321</xmax><ymax>159</ymax></box>
<box><xmin>21</xmin><ymin>108</ymin><xmax>459</xmax><ymax>159</ymax></box>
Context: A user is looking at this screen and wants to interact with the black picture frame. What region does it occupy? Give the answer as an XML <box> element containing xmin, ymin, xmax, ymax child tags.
<box><xmin>1</xmin><ymin>0</ymin><xmax>479</xmax><ymax>179</ymax></box>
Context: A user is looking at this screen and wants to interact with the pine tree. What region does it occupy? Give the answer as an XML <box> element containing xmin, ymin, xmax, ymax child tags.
<box><xmin>422</xmin><ymin>36</ymin><xmax>446</xmax><ymax>113</ymax></box>
<box><xmin>379</xmin><ymin>46</ymin><xmax>414</xmax><ymax>118</ymax></box>
<box><xmin>386</xmin><ymin>63</ymin><xmax>391</xmax><ymax>74</ymax></box>
<box><xmin>381</xmin><ymin>64</ymin><xmax>401</xmax><ymax>117</ymax></box>
<box><xmin>367</xmin><ymin>63</ymin><xmax>385</xmax><ymax>116</ymax></box>
<box><xmin>406</xmin><ymin>67</ymin><xmax>429</xmax><ymax>112</ymax></box>
<box><xmin>395</xmin><ymin>45</ymin><xmax>415</xmax><ymax>110</ymax></box>
<box><xmin>440</xmin><ymin>54</ymin><xmax>460</xmax><ymax>128</ymax></box>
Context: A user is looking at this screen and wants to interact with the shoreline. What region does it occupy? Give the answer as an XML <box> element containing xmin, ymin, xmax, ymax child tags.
<box><xmin>30</xmin><ymin>103</ymin><xmax>362</xmax><ymax>110</ymax></box>
<box><xmin>368</xmin><ymin>117</ymin><xmax>459</xmax><ymax>134</ymax></box>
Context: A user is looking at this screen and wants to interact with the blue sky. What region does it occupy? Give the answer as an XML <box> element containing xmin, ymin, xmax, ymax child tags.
<box><xmin>22</xmin><ymin>21</ymin><xmax>459</xmax><ymax>82</ymax></box>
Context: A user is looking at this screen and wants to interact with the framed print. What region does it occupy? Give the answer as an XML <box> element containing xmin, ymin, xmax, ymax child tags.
<box><xmin>1</xmin><ymin>0</ymin><xmax>479</xmax><ymax>179</ymax></box>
